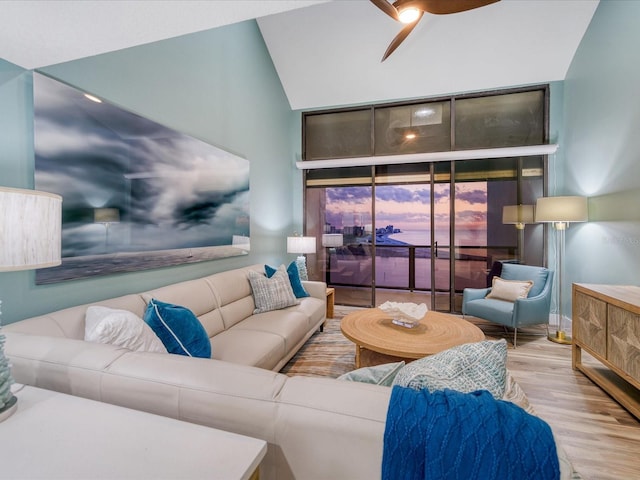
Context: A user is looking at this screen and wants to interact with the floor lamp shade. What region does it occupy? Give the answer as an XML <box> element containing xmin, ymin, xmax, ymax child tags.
<box><xmin>535</xmin><ymin>196</ymin><xmax>588</xmax><ymax>225</ymax></box>
<box><xmin>503</xmin><ymin>204</ymin><xmax>535</xmax><ymax>264</ymax></box>
<box><xmin>0</xmin><ymin>187</ymin><xmax>62</xmax><ymax>271</ymax></box>
<box><xmin>534</xmin><ymin>195</ymin><xmax>588</xmax><ymax>345</ymax></box>
<box><xmin>93</xmin><ymin>208</ymin><xmax>120</xmax><ymax>224</ymax></box>
<box><xmin>502</xmin><ymin>205</ymin><xmax>535</xmax><ymax>228</ymax></box>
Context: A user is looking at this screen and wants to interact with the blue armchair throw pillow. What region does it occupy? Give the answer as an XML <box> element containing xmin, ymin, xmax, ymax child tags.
<box><xmin>143</xmin><ymin>299</ymin><xmax>211</xmax><ymax>358</ymax></box>
<box><xmin>265</xmin><ymin>261</ymin><xmax>310</xmax><ymax>298</ymax></box>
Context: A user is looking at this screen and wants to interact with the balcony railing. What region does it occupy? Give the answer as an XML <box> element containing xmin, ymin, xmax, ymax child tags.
<box><xmin>325</xmin><ymin>244</ymin><xmax>516</xmax><ymax>293</ymax></box>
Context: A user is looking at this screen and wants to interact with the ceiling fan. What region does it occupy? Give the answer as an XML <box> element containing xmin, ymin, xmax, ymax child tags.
<box><xmin>371</xmin><ymin>0</ymin><xmax>500</xmax><ymax>61</ymax></box>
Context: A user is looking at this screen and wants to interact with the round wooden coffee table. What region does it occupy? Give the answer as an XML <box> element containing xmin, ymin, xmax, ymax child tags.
<box><xmin>340</xmin><ymin>308</ymin><xmax>485</xmax><ymax>368</ymax></box>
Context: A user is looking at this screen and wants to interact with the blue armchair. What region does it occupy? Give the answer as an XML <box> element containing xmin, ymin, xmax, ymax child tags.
<box><xmin>462</xmin><ymin>263</ymin><xmax>554</xmax><ymax>347</ymax></box>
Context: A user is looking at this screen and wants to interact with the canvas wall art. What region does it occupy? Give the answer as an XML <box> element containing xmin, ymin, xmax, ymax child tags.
<box><xmin>33</xmin><ymin>73</ymin><xmax>250</xmax><ymax>284</ymax></box>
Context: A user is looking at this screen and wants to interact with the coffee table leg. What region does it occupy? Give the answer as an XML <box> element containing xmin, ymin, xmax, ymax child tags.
<box><xmin>355</xmin><ymin>344</ymin><xmax>361</xmax><ymax>369</ymax></box>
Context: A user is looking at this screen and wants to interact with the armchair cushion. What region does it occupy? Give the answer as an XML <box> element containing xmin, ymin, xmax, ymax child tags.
<box><xmin>465</xmin><ymin>298</ymin><xmax>516</xmax><ymax>327</ymax></box>
<box><xmin>486</xmin><ymin>277</ymin><xmax>533</xmax><ymax>302</ymax></box>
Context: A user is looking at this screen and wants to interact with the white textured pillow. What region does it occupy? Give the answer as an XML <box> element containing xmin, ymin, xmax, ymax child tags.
<box><xmin>248</xmin><ymin>266</ymin><xmax>299</xmax><ymax>314</ymax></box>
<box><xmin>486</xmin><ymin>277</ymin><xmax>533</xmax><ymax>302</ymax></box>
<box><xmin>85</xmin><ymin>306</ymin><xmax>167</xmax><ymax>353</ymax></box>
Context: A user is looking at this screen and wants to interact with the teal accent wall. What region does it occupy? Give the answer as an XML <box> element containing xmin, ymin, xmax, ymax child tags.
<box><xmin>0</xmin><ymin>20</ymin><xmax>297</xmax><ymax>323</ymax></box>
<box><xmin>560</xmin><ymin>0</ymin><xmax>640</xmax><ymax>316</ymax></box>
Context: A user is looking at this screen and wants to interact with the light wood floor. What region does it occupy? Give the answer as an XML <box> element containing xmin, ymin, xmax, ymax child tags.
<box><xmin>283</xmin><ymin>306</ymin><xmax>640</xmax><ymax>480</ymax></box>
<box><xmin>476</xmin><ymin>318</ymin><xmax>640</xmax><ymax>480</ymax></box>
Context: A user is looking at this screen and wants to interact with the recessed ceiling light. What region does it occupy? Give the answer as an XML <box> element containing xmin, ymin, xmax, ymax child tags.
<box><xmin>84</xmin><ymin>93</ymin><xmax>102</xmax><ymax>103</ymax></box>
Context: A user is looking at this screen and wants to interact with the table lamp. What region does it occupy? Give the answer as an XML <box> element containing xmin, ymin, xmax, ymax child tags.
<box><xmin>0</xmin><ymin>186</ymin><xmax>62</xmax><ymax>421</ymax></box>
<box><xmin>535</xmin><ymin>195</ymin><xmax>588</xmax><ymax>344</ymax></box>
<box><xmin>502</xmin><ymin>204</ymin><xmax>535</xmax><ymax>263</ymax></box>
<box><xmin>287</xmin><ymin>235</ymin><xmax>316</xmax><ymax>281</ymax></box>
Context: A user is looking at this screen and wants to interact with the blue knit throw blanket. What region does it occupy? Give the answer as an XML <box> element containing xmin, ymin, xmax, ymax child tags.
<box><xmin>382</xmin><ymin>386</ymin><xmax>560</xmax><ymax>480</ymax></box>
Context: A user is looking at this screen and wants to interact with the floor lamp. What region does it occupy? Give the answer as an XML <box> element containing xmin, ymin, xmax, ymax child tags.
<box><xmin>502</xmin><ymin>204</ymin><xmax>535</xmax><ymax>264</ymax></box>
<box><xmin>94</xmin><ymin>207</ymin><xmax>120</xmax><ymax>252</ymax></box>
<box><xmin>287</xmin><ymin>235</ymin><xmax>316</xmax><ymax>281</ymax></box>
<box><xmin>0</xmin><ymin>186</ymin><xmax>62</xmax><ymax>421</ymax></box>
<box><xmin>535</xmin><ymin>195</ymin><xmax>588</xmax><ymax>344</ymax></box>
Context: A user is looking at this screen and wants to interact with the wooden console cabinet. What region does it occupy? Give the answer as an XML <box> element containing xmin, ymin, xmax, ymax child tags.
<box><xmin>572</xmin><ymin>283</ymin><xmax>640</xmax><ymax>419</ymax></box>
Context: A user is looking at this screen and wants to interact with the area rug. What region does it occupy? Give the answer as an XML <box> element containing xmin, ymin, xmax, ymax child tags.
<box><xmin>280</xmin><ymin>306</ymin><xmax>546</xmax><ymax>378</ymax></box>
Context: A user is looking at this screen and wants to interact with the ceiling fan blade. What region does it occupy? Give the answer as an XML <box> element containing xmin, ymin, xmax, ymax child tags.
<box><xmin>370</xmin><ymin>0</ymin><xmax>400</xmax><ymax>21</ymax></box>
<box><xmin>381</xmin><ymin>11</ymin><xmax>424</xmax><ymax>62</ymax></box>
<box><xmin>417</xmin><ymin>0</ymin><xmax>500</xmax><ymax>15</ymax></box>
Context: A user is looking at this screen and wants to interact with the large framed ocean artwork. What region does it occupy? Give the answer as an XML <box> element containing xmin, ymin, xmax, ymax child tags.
<box><xmin>34</xmin><ymin>73</ymin><xmax>250</xmax><ymax>284</ymax></box>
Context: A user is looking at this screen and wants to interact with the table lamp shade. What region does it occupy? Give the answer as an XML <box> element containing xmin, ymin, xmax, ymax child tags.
<box><xmin>322</xmin><ymin>234</ymin><xmax>344</xmax><ymax>248</ymax></box>
<box><xmin>0</xmin><ymin>187</ymin><xmax>63</xmax><ymax>271</ymax></box>
<box><xmin>502</xmin><ymin>205</ymin><xmax>535</xmax><ymax>225</ymax></box>
<box><xmin>287</xmin><ymin>236</ymin><xmax>316</xmax><ymax>254</ymax></box>
<box><xmin>535</xmin><ymin>196</ymin><xmax>588</xmax><ymax>223</ymax></box>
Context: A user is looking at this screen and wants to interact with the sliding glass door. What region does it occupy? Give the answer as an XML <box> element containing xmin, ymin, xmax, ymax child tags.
<box><xmin>303</xmin><ymin>85</ymin><xmax>548</xmax><ymax>312</ymax></box>
<box><xmin>305</xmin><ymin>156</ymin><xmax>544</xmax><ymax>312</ymax></box>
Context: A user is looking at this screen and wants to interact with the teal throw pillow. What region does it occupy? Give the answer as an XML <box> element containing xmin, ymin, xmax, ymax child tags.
<box><xmin>265</xmin><ymin>261</ymin><xmax>310</xmax><ymax>298</ymax></box>
<box><xmin>392</xmin><ymin>339</ymin><xmax>508</xmax><ymax>399</ymax></box>
<box><xmin>143</xmin><ymin>299</ymin><xmax>211</xmax><ymax>358</ymax></box>
<box><xmin>337</xmin><ymin>361</ymin><xmax>405</xmax><ymax>387</ymax></box>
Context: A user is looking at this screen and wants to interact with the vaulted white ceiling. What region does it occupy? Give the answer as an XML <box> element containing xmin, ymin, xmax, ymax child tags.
<box><xmin>0</xmin><ymin>0</ymin><xmax>598</xmax><ymax>111</ymax></box>
<box><xmin>258</xmin><ymin>0</ymin><xmax>599</xmax><ymax>109</ymax></box>
<box><xmin>0</xmin><ymin>1</ymin><xmax>329</xmax><ymax>70</ymax></box>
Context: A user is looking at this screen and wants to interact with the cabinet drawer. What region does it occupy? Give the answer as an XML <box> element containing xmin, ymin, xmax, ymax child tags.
<box><xmin>574</xmin><ymin>291</ymin><xmax>607</xmax><ymax>357</ymax></box>
<box><xmin>608</xmin><ymin>305</ymin><xmax>640</xmax><ymax>383</ymax></box>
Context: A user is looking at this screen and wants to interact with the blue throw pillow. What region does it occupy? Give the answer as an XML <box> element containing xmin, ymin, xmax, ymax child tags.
<box><xmin>143</xmin><ymin>299</ymin><xmax>211</xmax><ymax>358</ymax></box>
<box><xmin>265</xmin><ymin>262</ymin><xmax>310</xmax><ymax>298</ymax></box>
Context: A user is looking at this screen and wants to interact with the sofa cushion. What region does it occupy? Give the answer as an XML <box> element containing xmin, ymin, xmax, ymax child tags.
<box><xmin>143</xmin><ymin>299</ymin><xmax>211</xmax><ymax>358</ymax></box>
<box><xmin>486</xmin><ymin>277</ymin><xmax>533</xmax><ymax>302</ymax></box>
<box><xmin>210</xmin><ymin>329</ymin><xmax>286</xmax><ymax>370</ymax></box>
<box><xmin>392</xmin><ymin>339</ymin><xmax>507</xmax><ymax>399</ymax></box>
<box><xmin>248</xmin><ymin>266</ymin><xmax>299</xmax><ymax>314</ymax></box>
<box><xmin>338</xmin><ymin>361</ymin><xmax>405</xmax><ymax>386</ymax></box>
<box><xmin>265</xmin><ymin>262</ymin><xmax>310</xmax><ymax>298</ymax></box>
<box><xmin>231</xmin><ymin>310</ymin><xmax>310</xmax><ymax>354</ymax></box>
<box><xmin>85</xmin><ymin>306</ymin><xmax>167</xmax><ymax>353</ymax></box>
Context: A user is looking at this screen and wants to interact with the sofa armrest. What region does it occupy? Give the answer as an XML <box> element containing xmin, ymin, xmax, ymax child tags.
<box><xmin>462</xmin><ymin>287</ymin><xmax>490</xmax><ymax>314</ymax></box>
<box><xmin>4</xmin><ymin>332</ymin><xmax>130</xmax><ymax>399</ymax></box>
<box><xmin>513</xmin><ymin>293</ymin><xmax>553</xmax><ymax>326</ymax></box>
<box><xmin>302</xmin><ymin>280</ymin><xmax>327</xmax><ymax>300</ymax></box>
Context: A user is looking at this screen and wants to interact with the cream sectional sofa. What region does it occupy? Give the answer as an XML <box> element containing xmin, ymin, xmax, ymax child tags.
<box><xmin>4</xmin><ymin>264</ymin><xmax>577</xmax><ymax>480</ymax></box>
